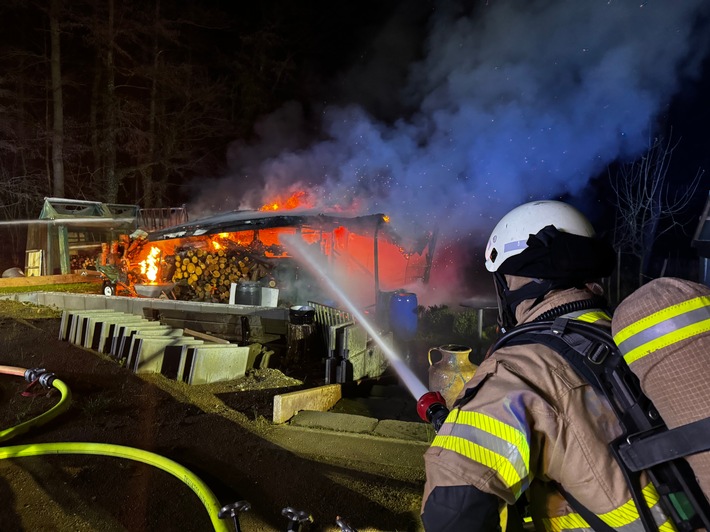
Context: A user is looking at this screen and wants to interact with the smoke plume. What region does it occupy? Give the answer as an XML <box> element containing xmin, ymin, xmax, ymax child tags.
<box><xmin>190</xmin><ymin>0</ymin><xmax>710</xmax><ymax>300</ymax></box>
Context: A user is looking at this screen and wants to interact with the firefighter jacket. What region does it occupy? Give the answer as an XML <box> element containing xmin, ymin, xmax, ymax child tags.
<box><xmin>421</xmin><ymin>286</ymin><xmax>676</xmax><ymax>532</ymax></box>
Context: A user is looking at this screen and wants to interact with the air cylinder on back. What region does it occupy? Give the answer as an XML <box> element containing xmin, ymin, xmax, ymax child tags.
<box><xmin>612</xmin><ymin>277</ymin><xmax>710</xmax><ymax>500</ymax></box>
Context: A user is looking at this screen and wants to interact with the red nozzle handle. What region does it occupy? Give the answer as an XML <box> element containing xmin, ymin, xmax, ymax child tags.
<box><xmin>417</xmin><ymin>391</ymin><xmax>446</xmax><ymax>422</ymax></box>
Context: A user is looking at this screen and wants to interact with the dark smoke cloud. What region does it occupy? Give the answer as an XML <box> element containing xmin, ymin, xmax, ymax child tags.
<box><xmin>191</xmin><ymin>0</ymin><xmax>710</xmax><ymax>246</ymax></box>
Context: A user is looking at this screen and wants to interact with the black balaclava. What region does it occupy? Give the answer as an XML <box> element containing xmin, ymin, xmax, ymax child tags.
<box><xmin>493</xmin><ymin>225</ymin><xmax>615</xmax><ymax>331</ymax></box>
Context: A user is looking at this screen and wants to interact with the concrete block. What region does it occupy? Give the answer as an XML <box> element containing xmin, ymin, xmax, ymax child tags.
<box><xmin>348</xmin><ymin>334</ymin><xmax>391</xmax><ymax>381</ymax></box>
<box><xmin>78</xmin><ymin>311</ymin><xmax>121</xmax><ymax>346</ymax></box>
<box><xmin>125</xmin><ymin>300</ymin><xmax>156</xmax><ymax>317</ymax></box>
<box><xmin>114</xmin><ymin>322</ymin><xmax>174</xmax><ymax>361</ymax></box>
<box><xmin>109</xmin><ymin>321</ymin><xmax>158</xmax><ymax>357</ymax></box>
<box><xmin>62</xmin><ymin>309</ymin><xmax>116</xmax><ymax>344</ymax></box>
<box><xmin>127</xmin><ymin>330</ymin><xmax>186</xmax><ymax>371</ymax></box>
<box><xmin>58</xmin><ymin>309</ymin><xmax>74</xmax><ymax>341</ymax></box>
<box><xmin>372</xmin><ymin>419</ymin><xmax>433</xmax><ymax>442</ymax></box>
<box><xmin>287</xmin><ymin>410</ymin><xmax>376</xmax><ymax>433</ymax></box>
<box><xmin>345</xmin><ymin>323</ymin><xmax>369</xmax><ymax>355</ymax></box>
<box><xmin>160</xmin><ymin>340</ymin><xmax>206</xmax><ymax>380</ymax></box>
<box><xmin>105</xmin><ymin>297</ymin><xmax>132</xmax><ymax>314</ymax></box>
<box><xmin>125</xmin><ymin>326</ymin><xmax>184</xmax><ymax>364</ymax></box>
<box><xmin>62</xmin><ymin>294</ymin><xmax>90</xmax><ymax>310</ymax></box>
<box><xmin>244</xmin><ymin>343</ymin><xmax>264</xmax><ymax>370</ymax></box>
<box><xmin>81</xmin><ymin>311</ymin><xmax>125</xmax><ymax>348</ymax></box>
<box><xmin>273</xmin><ymin>384</ymin><xmax>342</xmax><ymax>424</ymax></box>
<box><xmin>83</xmin><ymin>295</ymin><xmax>109</xmax><ymax>310</ymax></box>
<box><xmin>131</xmin><ymin>335</ymin><xmax>194</xmax><ymax>374</ymax></box>
<box><xmin>42</xmin><ymin>293</ymin><xmax>66</xmax><ymax>310</ymax></box>
<box><xmin>182</xmin><ymin>344</ymin><xmax>250</xmax><ymax>385</ymax></box>
<box><xmin>260</xmin><ymin>287</ymin><xmax>279</xmax><ymax>307</ymax></box>
<box><xmin>96</xmin><ymin>316</ymin><xmax>147</xmax><ymax>354</ymax></box>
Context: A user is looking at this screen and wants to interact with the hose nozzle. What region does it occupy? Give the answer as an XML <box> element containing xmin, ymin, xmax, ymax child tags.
<box><xmin>417</xmin><ymin>391</ymin><xmax>449</xmax><ymax>432</ymax></box>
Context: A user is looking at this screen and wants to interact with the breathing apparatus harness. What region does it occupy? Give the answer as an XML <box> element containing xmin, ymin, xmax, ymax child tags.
<box><xmin>492</xmin><ymin>317</ymin><xmax>710</xmax><ymax>532</ymax></box>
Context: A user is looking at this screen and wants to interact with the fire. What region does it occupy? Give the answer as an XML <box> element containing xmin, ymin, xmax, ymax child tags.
<box><xmin>259</xmin><ymin>190</ymin><xmax>311</xmax><ymax>211</ymax></box>
<box><xmin>140</xmin><ymin>246</ymin><xmax>161</xmax><ymax>283</ymax></box>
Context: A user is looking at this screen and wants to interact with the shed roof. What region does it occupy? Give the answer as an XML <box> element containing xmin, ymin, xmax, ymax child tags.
<box><xmin>38</xmin><ymin>197</ymin><xmax>138</xmax><ymax>229</ymax></box>
<box><xmin>147</xmin><ymin>209</ymin><xmax>398</xmax><ymax>242</ymax></box>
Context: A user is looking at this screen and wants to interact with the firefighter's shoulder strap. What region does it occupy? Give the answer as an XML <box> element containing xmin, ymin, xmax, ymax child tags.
<box><xmin>493</xmin><ymin>317</ymin><xmax>710</xmax><ymax>532</ymax></box>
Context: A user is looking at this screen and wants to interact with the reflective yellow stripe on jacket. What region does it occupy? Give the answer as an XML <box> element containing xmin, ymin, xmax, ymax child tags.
<box><xmin>562</xmin><ymin>310</ymin><xmax>612</xmax><ymax>323</ymax></box>
<box><xmin>431</xmin><ymin>408</ymin><xmax>531</xmax><ymax>499</ymax></box>
<box><xmin>613</xmin><ymin>295</ymin><xmax>710</xmax><ymax>364</ymax></box>
<box><xmin>542</xmin><ymin>482</ymin><xmax>676</xmax><ymax>532</ymax></box>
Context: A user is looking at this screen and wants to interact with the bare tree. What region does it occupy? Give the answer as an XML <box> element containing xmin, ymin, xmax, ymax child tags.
<box><xmin>49</xmin><ymin>0</ymin><xmax>65</xmax><ymax>198</ymax></box>
<box><xmin>610</xmin><ymin>132</ymin><xmax>704</xmax><ymax>291</ymax></box>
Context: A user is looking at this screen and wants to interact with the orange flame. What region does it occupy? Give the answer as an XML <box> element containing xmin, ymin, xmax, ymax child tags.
<box><xmin>140</xmin><ymin>246</ymin><xmax>161</xmax><ymax>283</ymax></box>
<box><xmin>259</xmin><ymin>190</ymin><xmax>311</xmax><ymax>211</ymax></box>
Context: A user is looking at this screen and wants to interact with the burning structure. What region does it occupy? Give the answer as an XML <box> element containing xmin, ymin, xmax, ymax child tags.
<box><xmin>21</xmin><ymin>195</ymin><xmax>435</xmax><ymax>316</ymax></box>
<box><xmin>144</xmin><ymin>208</ymin><xmax>437</xmax><ymax>310</ymax></box>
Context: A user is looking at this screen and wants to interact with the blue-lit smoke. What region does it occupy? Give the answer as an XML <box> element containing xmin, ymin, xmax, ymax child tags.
<box><xmin>193</xmin><ymin>1</ymin><xmax>710</xmax><ymax>243</ymax></box>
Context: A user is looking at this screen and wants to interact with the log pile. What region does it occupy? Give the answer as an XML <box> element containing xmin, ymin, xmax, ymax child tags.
<box><xmin>70</xmin><ymin>254</ymin><xmax>96</xmax><ymax>271</ymax></box>
<box><xmin>171</xmin><ymin>248</ymin><xmax>273</xmax><ymax>303</ymax></box>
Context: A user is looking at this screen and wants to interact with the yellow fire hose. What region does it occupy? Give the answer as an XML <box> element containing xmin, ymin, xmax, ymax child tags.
<box><xmin>0</xmin><ymin>365</ymin><xmax>231</xmax><ymax>532</ymax></box>
<box><xmin>0</xmin><ymin>442</ymin><xmax>230</xmax><ymax>532</ymax></box>
<box><xmin>0</xmin><ymin>374</ymin><xmax>72</xmax><ymax>443</ymax></box>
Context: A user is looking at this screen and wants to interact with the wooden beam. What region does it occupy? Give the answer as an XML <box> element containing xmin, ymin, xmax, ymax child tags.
<box><xmin>0</xmin><ymin>274</ymin><xmax>100</xmax><ymax>288</ymax></box>
<box><xmin>182</xmin><ymin>328</ymin><xmax>231</xmax><ymax>344</ymax></box>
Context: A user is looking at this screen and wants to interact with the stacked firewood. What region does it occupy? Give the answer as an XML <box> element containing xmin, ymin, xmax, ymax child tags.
<box><xmin>70</xmin><ymin>254</ymin><xmax>96</xmax><ymax>271</ymax></box>
<box><xmin>171</xmin><ymin>248</ymin><xmax>272</xmax><ymax>303</ymax></box>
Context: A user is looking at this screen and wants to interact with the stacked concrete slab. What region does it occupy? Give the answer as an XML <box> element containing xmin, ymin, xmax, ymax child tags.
<box><xmin>60</xmin><ymin>308</ymin><xmax>254</xmax><ymax>384</ymax></box>
<box><xmin>324</xmin><ymin>322</ymin><xmax>391</xmax><ymax>383</ymax></box>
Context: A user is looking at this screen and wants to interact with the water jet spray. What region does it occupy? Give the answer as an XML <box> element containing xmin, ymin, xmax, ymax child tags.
<box><xmin>282</xmin><ymin>235</ymin><xmax>429</xmax><ymax>402</ymax></box>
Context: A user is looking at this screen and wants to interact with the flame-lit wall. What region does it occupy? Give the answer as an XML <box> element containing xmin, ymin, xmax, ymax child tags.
<box><xmin>141</xmin><ymin>224</ymin><xmax>423</xmax><ymax>307</ymax></box>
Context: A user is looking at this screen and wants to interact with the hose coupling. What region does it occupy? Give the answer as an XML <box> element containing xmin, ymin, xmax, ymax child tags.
<box><xmin>24</xmin><ymin>367</ymin><xmax>47</xmax><ymax>383</ymax></box>
<box><xmin>38</xmin><ymin>372</ymin><xmax>56</xmax><ymax>388</ymax></box>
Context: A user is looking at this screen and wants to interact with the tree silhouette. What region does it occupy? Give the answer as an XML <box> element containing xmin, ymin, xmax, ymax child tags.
<box><xmin>609</xmin><ymin>132</ymin><xmax>704</xmax><ymax>293</ymax></box>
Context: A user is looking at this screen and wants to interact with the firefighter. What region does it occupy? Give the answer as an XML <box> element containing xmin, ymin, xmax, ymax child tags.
<box><xmin>421</xmin><ymin>200</ymin><xmax>675</xmax><ymax>531</ymax></box>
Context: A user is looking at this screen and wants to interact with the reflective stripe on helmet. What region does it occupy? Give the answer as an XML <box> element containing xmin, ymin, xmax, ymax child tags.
<box><xmin>542</xmin><ymin>482</ymin><xmax>675</xmax><ymax>532</ymax></box>
<box><xmin>503</xmin><ymin>239</ymin><xmax>528</xmax><ymax>253</ymax></box>
<box><xmin>613</xmin><ymin>295</ymin><xmax>710</xmax><ymax>365</ymax></box>
<box><xmin>432</xmin><ymin>408</ymin><xmax>530</xmax><ymax>499</ymax></box>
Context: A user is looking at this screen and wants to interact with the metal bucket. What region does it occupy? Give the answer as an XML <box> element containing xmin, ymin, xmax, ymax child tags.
<box><xmin>235</xmin><ymin>281</ymin><xmax>260</xmax><ymax>306</ymax></box>
<box><xmin>134</xmin><ymin>283</ymin><xmax>175</xmax><ymax>298</ymax></box>
<box><xmin>290</xmin><ymin>305</ymin><xmax>315</xmax><ymax>325</ymax></box>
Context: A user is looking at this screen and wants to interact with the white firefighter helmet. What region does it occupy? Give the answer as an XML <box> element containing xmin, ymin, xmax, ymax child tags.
<box><xmin>485</xmin><ymin>200</ymin><xmax>596</xmax><ymax>273</ymax></box>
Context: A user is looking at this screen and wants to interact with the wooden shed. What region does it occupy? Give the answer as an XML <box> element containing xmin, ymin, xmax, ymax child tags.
<box><xmin>25</xmin><ymin>198</ymin><xmax>139</xmax><ymax>276</ymax></box>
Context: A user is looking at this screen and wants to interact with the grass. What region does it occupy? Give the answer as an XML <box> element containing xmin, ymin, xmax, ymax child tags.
<box><xmin>0</xmin><ymin>283</ymin><xmax>100</xmax><ymax>295</ymax></box>
<box><xmin>78</xmin><ymin>393</ymin><xmax>115</xmax><ymax>420</ymax></box>
<box><xmin>0</xmin><ymin>300</ymin><xmax>62</xmax><ymax>319</ymax></box>
<box><xmin>0</xmin><ymin>283</ymin><xmax>100</xmax><ymax>319</ymax></box>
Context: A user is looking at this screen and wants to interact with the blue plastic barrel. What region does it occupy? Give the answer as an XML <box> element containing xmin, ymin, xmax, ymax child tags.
<box><xmin>389</xmin><ymin>291</ymin><xmax>418</xmax><ymax>341</ymax></box>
